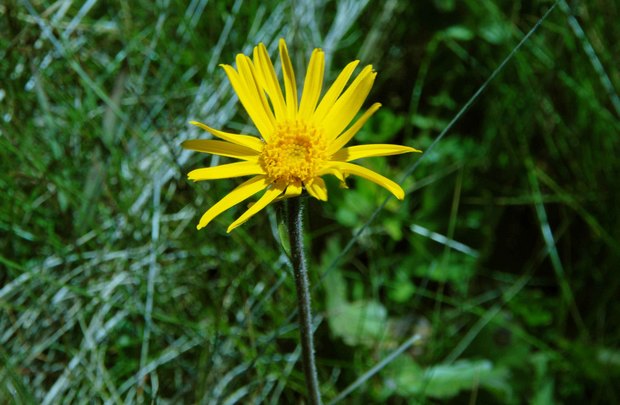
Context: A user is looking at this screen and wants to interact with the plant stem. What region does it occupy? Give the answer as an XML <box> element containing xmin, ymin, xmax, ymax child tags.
<box><xmin>287</xmin><ymin>198</ymin><xmax>322</xmax><ymax>405</ymax></box>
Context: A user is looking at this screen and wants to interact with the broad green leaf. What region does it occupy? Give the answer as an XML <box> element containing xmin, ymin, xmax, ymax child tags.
<box><xmin>327</xmin><ymin>300</ymin><xmax>388</xmax><ymax>347</ymax></box>
<box><xmin>383</xmin><ymin>357</ymin><xmax>512</xmax><ymax>400</ymax></box>
<box><xmin>443</xmin><ymin>26</ymin><xmax>475</xmax><ymax>41</ymax></box>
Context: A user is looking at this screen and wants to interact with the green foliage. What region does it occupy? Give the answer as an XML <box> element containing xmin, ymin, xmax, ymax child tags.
<box><xmin>2</xmin><ymin>0</ymin><xmax>620</xmax><ymax>403</ymax></box>
<box><xmin>379</xmin><ymin>357</ymin><xmax>512</xmax><ymax>401</ymax></box>
<box><xmin>322</xmin><ymin>238</ymin><xmax>389</xmax><ymax>347</ymax></box>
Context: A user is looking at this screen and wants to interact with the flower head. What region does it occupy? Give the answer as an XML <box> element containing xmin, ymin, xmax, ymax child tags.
<box><xmin>183</xmin><ymin>39</ymin><xmax>420</xmax><ymax>232</ymax></box>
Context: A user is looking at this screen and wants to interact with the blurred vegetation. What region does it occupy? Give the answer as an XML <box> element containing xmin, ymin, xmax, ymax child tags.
<box><xmin>1</xmin><ymin>0</ymin><xmax>619</xmax><ymax>403</ymax></box>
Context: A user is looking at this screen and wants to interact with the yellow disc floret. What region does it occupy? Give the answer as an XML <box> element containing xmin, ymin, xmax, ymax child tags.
<box><xmin>260</xmin><ymin>120</ymin><xmax>327</xmax><ymax>184</ymax></box>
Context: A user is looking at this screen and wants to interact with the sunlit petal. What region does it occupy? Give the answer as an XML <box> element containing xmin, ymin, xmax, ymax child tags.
<box><xmin>326</xmin><ymin>103</ymin><xmax>382</xmax><ymax>154</ymax></box>
<box><xmin>313</xmin><ymin>60</ymin><xmax>360</xmax><ymax>123</ymax></box>
<box><xmin>220</xmin><ymin>65</ymin><xmax>273</xmax><ymax>139</ymax></box>
<box><xmin>274</xmin><ymin>180</ymin><xmax>303</xmax><ymax>202</ymax></box>
<box><xmin>189</xmin><ymin>121</ymin><xmax>264</xmax><ymax>151</ymax></box>
<box><xmin>182</xmin><ymin>139</ymin><xmax>261</xmax><ymax>160</ymax></box>
<box><xmin>235</xmin><ymin>55</ymin><xmax>276</xmax><ymax>140</ymax></box>
<box><xmin>322</xmin><ymin>67</ymin><xmax>376</xmax><ymax>140</ymax></box>
<box><xmin>279</xmin><ymin>39</ymin><xmax>298</xmax><ymax>119</ymax></box>
<box><xmin>253</xmin><ymin>43</ymin><xmax>287</xmax><ymax>120</ymax></box>
<box><xmin>299</xmin><ymin>49</ymin><xmax>324</xmax><ymax>119</ymax></box>
<box><xmin>285</xmin><ymin>181</ymin><xmax>303</xmax><ymax>197</ymax></box>
<box><xmin>196</xmin><ymin>175</ymin><xmax>270</xmax><ymax>229</ymax></box>
<box><xmin>316</xmin><ymin>166</ymin><xmax>345</xmax><ymax>182</ymax></box>
<box><xmin>304</xmin><ymin>177</ymin><xmax>328</xmax><ymax>201</ymax></box>
<box><xmin>188</xmin><ymin>161</ymin><xmax>265</xmax><ymax>181</ymax></box>
<box><xmin>331</xmin><ymin>144</ymin><xmax>421</xmax><ymax>162</ymax></box>
<box><xmin>328</xmin><ymin>162</ymin><xmax>405</xmax><ymax>200</ymax></box>
<box><xmin>227</xmin><ymin>183</ymin><xmax>286</xmax><ymax>232</ymax></box>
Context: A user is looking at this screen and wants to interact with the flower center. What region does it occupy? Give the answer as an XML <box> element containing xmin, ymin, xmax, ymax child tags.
<box><xmin>260</xmin><ymin>120</ymin><xmax>327</xmax><ymax>184</ymax></box>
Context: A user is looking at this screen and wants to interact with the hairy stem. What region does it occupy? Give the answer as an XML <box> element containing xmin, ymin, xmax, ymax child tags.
<box><xmin>287</xmin><ymin>198</ymin><xmax>322</xmax><ymax>405</ymax></box>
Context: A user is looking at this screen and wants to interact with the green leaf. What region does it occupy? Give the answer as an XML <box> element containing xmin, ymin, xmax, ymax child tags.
<box><xmin>411</xmin><ymin>115</ymin><xmax>448</xmax><ymax>131</ymax></box>
<box><xmin>479</xmin><ymin>22</ymin><xmax>511</xmax><ymax>44</ymax></box>
<box><xmin>423</xmin><ymin>360</ymin><xmax>511</xmax><ymax>398</ymax></box>
<box><xmin>443</xmin><ymin>26</ymin><xmax>475</xmax><ymax>41</ymax></box>
<box><xmin>388</xmin><ymin>270</ymin><xmax>416</xmax><ymax>303</ymax></box>
<box><xmin>327</xmin><ymin>300</ymin><xmax>388</xmax><ymax>347</ymax></box>
<box><xmin>383</xmin><ymin>357</ymin><xmax>512</xmax><ymax>400</ymax></box>
<box><xmin>276</xmin><ymin>202</ymin><xmax>290</xmax><ymax>257</ymax></box>
<box><xmin>413</xmin><ymin>256</ymin><xmax>476</xmax><ymax>286</ymax></box>
<box><xmin>531</xmin><ymin>353</ymin><xmax>556</xmax><ymax>405</ymax></box>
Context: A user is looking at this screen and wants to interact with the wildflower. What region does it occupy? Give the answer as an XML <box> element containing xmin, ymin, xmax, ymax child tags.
<box><xmin>184</xmin><ymin>39</ymin><xmax>420</xmax><ymax>232</ymax></box>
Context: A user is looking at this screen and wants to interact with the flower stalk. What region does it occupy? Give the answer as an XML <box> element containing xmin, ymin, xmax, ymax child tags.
<box><xmin>286</xmin><ymin>197</ymin><xmax>322</xmax><ymax>404</ymax></box>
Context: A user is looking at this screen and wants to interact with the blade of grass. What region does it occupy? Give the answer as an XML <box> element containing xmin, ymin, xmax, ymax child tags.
<box><xmin>559</xmin><ymin>0</ymin><xmax>620</xmax><ymax>118</ymax></box>
<box><xmin>525</xmin><ymin>157</ymin><xmax>587</xmax><ymax>335</ymax></box>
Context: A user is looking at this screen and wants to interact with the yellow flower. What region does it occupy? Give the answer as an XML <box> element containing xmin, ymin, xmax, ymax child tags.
<box><xmin>183</xmin><ymin>39</ymin><xmax>421</xmax><ymax>232</ymax></box>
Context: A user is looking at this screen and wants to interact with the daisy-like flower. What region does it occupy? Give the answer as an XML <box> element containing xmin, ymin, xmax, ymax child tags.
<box><xmin>183</xmin><ymin>39</ymin><xmax>420</xmax><ymax>232</ymax></box>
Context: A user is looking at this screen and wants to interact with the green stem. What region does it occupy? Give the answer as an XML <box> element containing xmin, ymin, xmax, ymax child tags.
<box><xmin>287</xmin><ymin>198</ymin><xmax>322</xmax><ymax>405</ymax></box>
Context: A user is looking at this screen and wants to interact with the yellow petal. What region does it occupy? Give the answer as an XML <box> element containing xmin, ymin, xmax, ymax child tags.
<box><xmin>316</xmin><ymin>166</ymin><xmax>346</xmax><ymax>182</ymax></box>
<box><xmin>274</xmin><ymin>181</ymin><xmax>303</xmax><ymax>202</ymax></box>
<box><xmin>227</xmin><ymin>183</ymin><xmax>285</xmax><ymax>232</ymax></box>
<box><xmin>298</xmin><ymin>49</ymin><xmax>325</xmax><ymax>119</ymax></box>
<box><xmin>331</xmin><ymin>144</ymin><xmax>421</xmax><ymax>162</ymax></box>
<box><xmin>326</xmin><ymin>103</ymin><xmax>382</xmax><ymax>154</ymax></box>
<box><xmin>322</xmin><ymin>67</ymin><xmax>377</xmax><ymax>140</ymax></box>
<box><xmin>328</xmin><ymin>162</ymin><xmax>405</xmax><ymax>200</ymax></box>
<box><xmin>220</xmin><ymin>64</ymin><xmax>273</xmax><ymax>139</ymax></box>
<box><xmin>313</xmin><ymin>60</ymin><xmax>360</xmax><ymax>123</ymax></box>
<box><xmin>279</xmin><ymin>39</ymin><xmax>298</xmax><ymax>119</ymax></box>
<box><xmin>251</xmin><ymin>47</ymin><xmax>268</xmax><ymax>92</ymax></box>
<box><xmin>182</xmin><ymin>139</ymin><xmax>261</xmax><ymax>160</ymax></box>
<box><xmin>235</xmin><ymin>55</ymin><xmax>276</xmax><ymax>140</ymax></box>
<box><xmin>285</xmin><ymin>181</ymin><xmax>303</xmax><ymax>197</ymax></box>
<box><xmin>189</xmin><ymin>121</ymin><xmax>264</xmax><ymax>151</ymax></box>
<box><xmin>305</xmin><ymin>177</ymin><xmax>328</xmax><ymax>201</ymax></box>
<box><xmin>253</xmin><ymin>43</ymin><xmax>287</xmax><ymax>120</ymax></box>
<box><xmin>197</xmin><ymin>175</ymin><xmax>270</xmax><ymax>230</ymax></box>
<box><xmin>188</xmin><ymin>161</ymin><xmax>264</xmax><ymax>181</ymax></box>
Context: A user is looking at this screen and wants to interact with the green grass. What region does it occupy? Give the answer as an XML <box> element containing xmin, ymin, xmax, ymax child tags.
<box><xmin>2</xmin><ymin>0</ymin><xmax>620</xmax><ymax>403</ymax></box>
